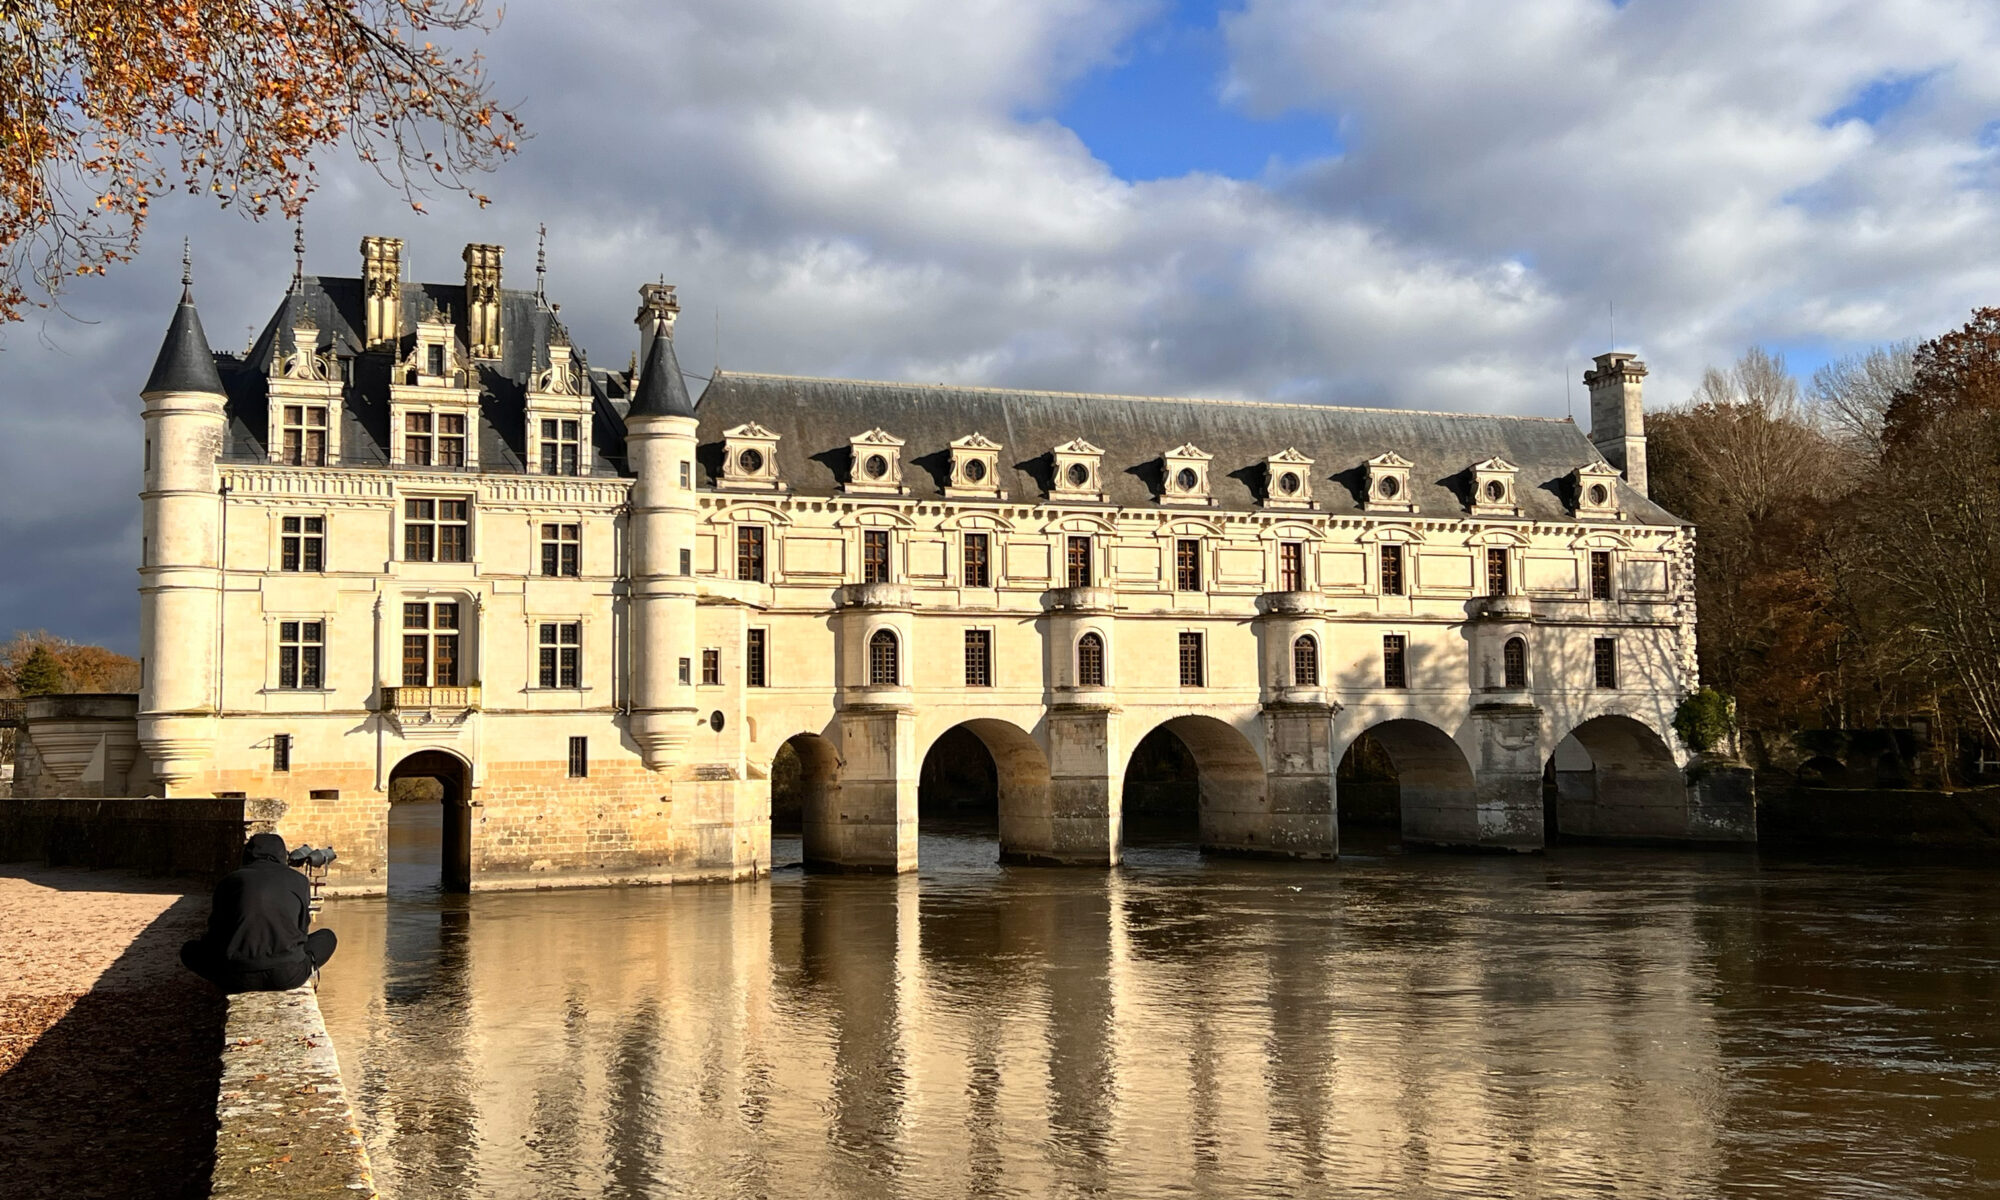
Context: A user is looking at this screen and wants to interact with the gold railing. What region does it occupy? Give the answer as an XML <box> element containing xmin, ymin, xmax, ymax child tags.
<box><xmin>379</xmin><ymin>684</ymin><xmax>481</xmax><ymax>711</ymax></box>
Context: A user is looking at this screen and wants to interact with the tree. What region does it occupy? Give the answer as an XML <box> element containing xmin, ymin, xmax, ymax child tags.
<box><xmin>0</xmin><ymin>630</ymin><xmax>138</xmax><ymax>694</ymax></box>
<box><xmin>1810</xmin><ymin>342</ymin><xmax>1914</xmax><ymax>462</ymax></box>
<box><xmin>0</xmin><ymin>0</ymin><xmax>521</xmax><ymax>323</ymax></box>
<box><xmin>13</xmin><ymin>646</ymin><xmax>66</xmax><ymax>696</ymax></box>
<box><xmin>1882</xmin><ymin>308</ymin><xmax>2000</xmax><ymax>449</ymax></box>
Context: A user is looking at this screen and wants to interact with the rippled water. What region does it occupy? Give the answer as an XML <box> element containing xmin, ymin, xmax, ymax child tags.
<box><xmin>316</xmin><ymin>835</ymin><xmax>2000</xmax><ymax>1199</ymax></box>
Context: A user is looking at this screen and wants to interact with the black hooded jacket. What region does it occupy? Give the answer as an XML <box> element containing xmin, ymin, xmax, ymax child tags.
<box><xmin>200</xmin><ymin>832</ymin><xmax>313</xmax><ymax>973</ymax></box>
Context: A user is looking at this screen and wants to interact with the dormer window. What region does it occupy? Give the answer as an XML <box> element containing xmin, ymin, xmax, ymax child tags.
<box><xmin>1364</xmin><ymin>452</ymin><xmax>1415</xmax><ymax>513</ymax></box>
<box><xmin>1469</xmin><ymin>456</ymin><xmax>1519</xmax><ymax>516</ymax></box>
<box><xmin>947</xmin><ymin>433</ymin><xmax>1004</xmax><ymax>499</ymax></box>
<box><xmin>1160</xmin><ymin>443</ymin><xmax>1213</xmax><ymax>506</ymax></box>
<box><xmin>280</xmin><ymin>405</ymin><xmax>329</xmax><ymax>466</ymax></box>
<box><xmin>1264</xmin><ymin>448</ymin><xmax>1314</xmax><ymax>509</ymax></box>
<box><xmin>1051</xmin><ymin>438</ymin><xmax>1105</xmax><ymax>502</ymax></box>
<box><xmin>267</xmin><ymin>311</ymin><xmax>343</xmax><ymax>466</ymax></box>
<box><xmin>1573</xmin><ymin>463</ymin><xmax>1623</xmax><ymax>518</ymax></box>
<box><xmin>721</xmin><ymin>422</ymin><xmax>784</xmax><ymax>491</ymax></box>
<box><xmin>846</xmin><ymin>428</ymin><xmax>906</xmax><ymax>496</ymax></box>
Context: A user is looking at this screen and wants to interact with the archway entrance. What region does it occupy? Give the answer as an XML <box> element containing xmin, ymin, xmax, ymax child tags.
<box><xmin>774</xmin><ymin>732</ymin><xmax>843</xmax><ymax>869</ymax></box>
<box><xmin>918</xmin><ymin>719</ymin><xmax>1053</xmax><ymax>864</ymax></box>
<box><xmin>1336</xmin><ymin>720</ymin><xmax>1477</xmax><ymax>850</ymax></box>
<box><xmin>387</xmin><ymin>749</ymin><xmax>472</xmax><ymax>894</ymax></box>
<box><xmin>1121</xmin><ymin>716</ymin><xmax>1267</xmax><ymax>854</ymax></box>
<box><xmin>1546</xmin><ymin>716</ymin><xmax>1685</xmax><ymax>841</ymax></box>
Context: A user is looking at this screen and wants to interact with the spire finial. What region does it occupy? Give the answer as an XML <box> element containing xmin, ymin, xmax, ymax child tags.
<box><xmin>180</xmin><ymin>238</ymin><xmax>193</xmax><ymax>302</ymax></box>
<box><xmin>535</xmin><ymin>223</ymin><xmax>548</xmax><ymax>304</ymax></box>
<box><xmin>292</xmin><ymin>222</ymin><xmax>306</xmax><ymax>292</ymax></box>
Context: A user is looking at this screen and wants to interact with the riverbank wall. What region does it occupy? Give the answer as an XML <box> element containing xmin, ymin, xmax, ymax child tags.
<box><xmin>1757</xmin><ymin>784</ymin><xmax>2000</xmax><ymax>850</ymax></box>
<box><xmin>0</xmin><ymin>795</ymin><xmax>286</xmax><ymax>880</ymax></box>
<box><xmin>212</xmin><ymin>986</ymin><xmax>378</xmax><ymax>1199</ymax></box>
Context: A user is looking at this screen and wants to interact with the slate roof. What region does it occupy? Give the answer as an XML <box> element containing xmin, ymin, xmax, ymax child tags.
<box><xmin>628</xmin><ymin>328</ymin><xmax>696</xmax><ymax>419</ymax></box>
<box><xmin>144</xmin><ymin>292</ymin><xmax>226</xmax><ymax>396</ymax></box>
<box><xmin>692</xmin><ymin>372</ymin><xmax>1685</xmax><ymax>525</ymax></box>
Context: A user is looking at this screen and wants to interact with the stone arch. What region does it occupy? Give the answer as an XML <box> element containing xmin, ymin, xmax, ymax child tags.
<box><xmin>1545</xmin><ymin>714</ymin><xmax>1685</xmax><ymax>841</ymax></box>
<box><xmin>917</xmin><ymin>718</ymin><xmax>1057</xmax><ymax>862</ymax></box>
<box><xmin>1121</xmin><ymin>714</ymin><xmax>1268</xmax><ymax>854</ymax></box>
<box><xmin>388</xmin><ymin>747</ymin><xmax>473</xmax><ymax>894</ymax></box>
<box><xmin>777</xmin><ymin>731</ymin><xmax>845</xmax><ymax>869</ymax></box>
<box><xmin>1337</xmin><ymin>719</ymin><xmax>1478</xmax><ymax>850</ymax></box>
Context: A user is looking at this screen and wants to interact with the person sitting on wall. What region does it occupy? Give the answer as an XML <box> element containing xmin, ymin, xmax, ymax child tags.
<box><xmin>179</xmin><ymin>833</ymin><xmax>337</xmax><ymax>993</ymax></box>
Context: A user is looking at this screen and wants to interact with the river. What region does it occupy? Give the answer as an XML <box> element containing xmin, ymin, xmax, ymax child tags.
<box><xmin>316</xmin><ymin>833</ymin><xmax>2000</xmax><ymax>1199</ymax></box>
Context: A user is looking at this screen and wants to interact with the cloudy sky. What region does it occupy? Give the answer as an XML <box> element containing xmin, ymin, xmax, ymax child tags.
<box><xmin>5</xmin><ymin>0</ymin><xmax>2000</xmax><ymax>652</ymax></box>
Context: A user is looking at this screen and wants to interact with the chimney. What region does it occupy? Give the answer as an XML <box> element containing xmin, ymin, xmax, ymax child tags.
<box><xmin>359</xmin><ymin>236</ymin><xmax>403</xmax><ymax>350</ymax></box>
<box><xmin>1584</xmin><ymin>352</ymin><xmax>1649</xmax><ymax>497</ymax></box>
<box><xmin>634</xmin><ymin>281</ymin><xmax>680</xmax><ymax>386</ymax></box>
<box><xmin>462</xmin><ymin>243</ymin><xmax>503</xmax><ymax>360</ymax></box>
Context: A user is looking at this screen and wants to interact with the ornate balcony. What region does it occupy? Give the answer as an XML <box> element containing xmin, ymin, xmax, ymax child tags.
<box><xmin>1256</xmin><ymin>590</ymin><xmax>1324</xmax><ymax>617</ymax></box>
<box><xmin>835</xmin><ymin>582</ymin><xmax>914</xmax><ymax>611</ymax></box>
<box><xmin>380</xmin><ymin>684</ymin><xmax>481</xmax><ymax>711</ymax></box>
<box><xmin>1477</xmin><ymin>592</ymin><xmax>1535</xmax><ymax>621</ymax></box>
<box><xmin>1043</xmin><ymin>586</ymin><xmax>1116</xmax><ymax>614</ymax></box>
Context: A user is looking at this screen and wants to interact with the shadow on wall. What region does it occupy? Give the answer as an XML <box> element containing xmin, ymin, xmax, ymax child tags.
<box><xmin>0</xmin><ymin>886</ymin><xmax>225</xmax><ymax>1200</ymax></box>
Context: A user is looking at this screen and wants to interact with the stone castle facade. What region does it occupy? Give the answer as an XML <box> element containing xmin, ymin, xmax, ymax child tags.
<box><xmin>12</xmin><ymin>235</ymin><xmax>1746</xmax><ymax>892</ymax></box>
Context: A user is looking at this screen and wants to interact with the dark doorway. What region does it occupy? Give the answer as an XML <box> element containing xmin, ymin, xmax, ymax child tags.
<box><xmin>1337</xmin><ymin>731</ymin><xmax>1403</xmax><ymax>854</ymax></box>
<box><xmin>776</xmin><ymin>732</ymin><xmax>843</xmax><ymax>869</ymax></box>
<box><xmin>1122</xmin><ymin>725</ymin><xmax>1201</xmax><ymax>846</ymax></box>
<box><xmin>1336</xmin><ymin>721</ymin><xmax>1480</xmax><ymax>851</ymax></box>
<box><xmin>388</xmin><ymin>750</ymin><xmax>472</xmax><ymax>894</ymax></box>
<box><xmin>918</xmin><ymin>725</ymin><xmax>1000</xmax><ymax>833</ymax></box>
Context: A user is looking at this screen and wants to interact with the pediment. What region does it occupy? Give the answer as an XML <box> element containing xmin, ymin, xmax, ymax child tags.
<box><xmin>1054</xmin><ymin>438</ymin><xmax>1103</xmax><ymax>456</ymax></box>
<box><xmin>1367</xmin><ymin>451</ymin><xmax>1413</xmax><ymax>468</ymax></box>
<box><xmin>1473</xmin><ymin>456</ymin><xmax>1517</xmax><ymax>474</ymax></box>
<box><xmin>1269</xmin><ymin>447</ymin><xmax>1314</xmax><ymax>464</ymax></box>
<box><xmin>724</xmin><ymin>422</ymin><xmax>779</xmax><ymax>441</ymax></box>
<box><xmin>852</xmin><ymin>427</ymin><xmax>904</xmax><ymax>447</ymax></box>
<box><xmin>952</xmin><ymin>432</ymin><xmax>1002</xmax><ymax>450</ymax></box>
<box><xmin>1163</xmin><ymin>442</ymin><xmax>1212</xmax><ymax>461</ymax></box>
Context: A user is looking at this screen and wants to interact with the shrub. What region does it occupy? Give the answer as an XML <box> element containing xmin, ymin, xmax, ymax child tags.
<box><xmin>1674</xmin><ymin>688</ymin><xmax>1734</xmax><ymax>754</ymax></box>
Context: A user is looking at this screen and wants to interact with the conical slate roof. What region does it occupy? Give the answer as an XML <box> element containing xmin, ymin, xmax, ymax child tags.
<box><xmin>143</xmin><ymin>292</ymin><xmax>226</xmax><ymax>395</ymax></box>
<box><xmin>627</xmin><ymin>328</ymin><xmax>695</xmax><ymax>419</ymax></box>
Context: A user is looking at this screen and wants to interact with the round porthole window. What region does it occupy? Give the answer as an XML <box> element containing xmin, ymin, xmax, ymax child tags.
<box><xmin>1378</xmin><ymin>475</ymin><xmax>1401</xmax><ymax>499</ymax></box>
<box><xmin>1175</xmin><ymin>467</ymin><xmax>1200</xmax><ymax>492</ymax></box>
<box><xmin>1484</xmin><ymin>479</ymin><xmax>1506</xmax><ymax>502</ymax></box>
<box><xmin>738</xmin><ymin>448</ymin><xmax>764</xmax><ymax>474</ymax></box>
<box><xmin>963</xmin><ymin>458</ymin><xmax>988</xmax><ymax>483</ymax></box>
<box><xmin>1278</xmin><ymin>471</ymin><xmax>1301</xmax><ymax>495</ymax></box>
<box><xmin>1588</xmin><ymin>483</ymin><xmax>1609</xmax><ymax>505</ymax></box>
<box><xmin>1066</xmin><ymin>462</ymin><xmax>1092</xmax><ymax>488</ymax></box>
<box><xmin>864</xmin><ymin>453</ymin><xmax>889</xmax><ymax>480</ymax></box>
<box><xmin>709</xmin><ymin>710</ymin><xmax>725</xmax><ymax>732</ymax></box>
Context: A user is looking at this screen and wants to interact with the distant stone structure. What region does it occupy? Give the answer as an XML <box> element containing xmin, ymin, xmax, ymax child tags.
<box><xmin>12</xmin><ymin>233</ymin><xmax>1741</xmax><ymax>891</ymax></box>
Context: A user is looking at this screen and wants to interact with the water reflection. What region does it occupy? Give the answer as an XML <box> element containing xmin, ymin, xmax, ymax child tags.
<box><xmin>317</xmin><ymin>841</ymin><xmax>2000</xmax><ymax>1199</ymax></box>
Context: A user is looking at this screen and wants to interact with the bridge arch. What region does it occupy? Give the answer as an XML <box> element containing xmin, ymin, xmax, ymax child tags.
<box><xmin>1121</xmin><ymin>714</ymin><xmax>1268</xmax><ymax>854</ymax></box>
<box><xmin>1544</xmin><ymin>714</ymin><xmax>1684</xmax><ymax>841</ymax></box>
<box><xmin>774</xmin><ymin>731</ymin><xmax>844</xmax><ymax>869</ymax></box>
<box><xmin>1337</xmin><ymin>719</ymin><xmax>1478</xmax><ymax>850</ymax></box>
<box><xmin>918</xmin><ymin>718</ymin><xmax>1055</xmax><ymax>862</ymax></box>
<box><xmin>387</xmin><ymin>747</ymin><xmax>473</xmax><ymax>894</ymax></box>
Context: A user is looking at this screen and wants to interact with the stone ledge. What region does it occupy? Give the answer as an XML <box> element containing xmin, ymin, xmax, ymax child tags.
<box><xmin>211</xmin><ymin>986</ymin><xmax>377</xmax><ymax>1199</ymax></box>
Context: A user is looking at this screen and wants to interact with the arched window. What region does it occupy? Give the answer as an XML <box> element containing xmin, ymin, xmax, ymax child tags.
<box><xmin>868</xmin><ymin>628</ymin><xmax>899</xmax><ymax>686</ymax></box>
<box><xmin>1292</xmin><ymin>635</ymin><xmax>1319</xmax><ymax>687</ymax></box>
<box><xmin>1503</xmin><ymin>636</ymin><xmax>1527</xmax><ymax>689</ymax></box>
<box><xmin>1077</xmin><ymin>632</ymin><xmax>1105</xmax><ymax>687</ymax></box>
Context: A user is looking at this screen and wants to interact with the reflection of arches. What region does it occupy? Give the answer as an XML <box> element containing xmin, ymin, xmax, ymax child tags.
<box><xmin>388</xmin><ymin>749</ymin><xmax>472</xmax><ymax>893</ymax></box>
<box><xmin>779</xmin><ymin>732</ymin><xmax>844</xmax><ymax>869</ymax></box>
<box><xmin>919</xmin><ymin>719</ymin><xmax>1055</xmax><ymax>861</ymax></box>
<box><xmin>1121</xmin><ymin>715</ymin><xmax>1267</xmax><ymax>852</ymax></box>
<box><xmin>1337</xmin><ymin>720</ymin><xmax>1477</xmax><ymax>849</ymax></box>
<box><xmin>868</xmin><ymin>629</ymin><xmax>899</xmax><ymax>685</ymax></box>
<box><xmin>1547</xmin><ymin>715</ymin><xmax>1685</xmax><ymax>841</ymax></box>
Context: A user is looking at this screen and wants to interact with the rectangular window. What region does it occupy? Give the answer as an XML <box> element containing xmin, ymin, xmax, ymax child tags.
<box><xmin>403</xmin><ymin>499</ymin><xmax>468</xmax><ymax>562</ymax></box>
<box><xmin>1487</xmin><ymin>547</ymin><xmax>1510</xmax><ymax>598</ymax></box>
<box><xmin>404</xmin><ymin>411</ymin><xmax>433</xmax><ymax>467</ymax></box>
<box><xmin>679</xmin><ymin>657</ymin><xmax>692</xmax><ymax>686</ymax></box>
<box><xmin>1178</xmin><ymin>631</ymin><xmax>1205</xmax><ymax>687</ymax></box>
<box><xmin>746</xmin><ymin>628</ymin><xmax>768</xmax><ymax>687</ymax></box>
<box><xmin>1590</xmin><ymin>551</ymin><xmax>1613</xmax><ymax>601</ymax></box>
<box><xmin>679</xmin><ymin>547</ymin><xmax>693</xmax><ymax>577</ymax></box>
<box><xmin>438</xmin><ymin>500</ymin><xmax>469</xmax><ymax>562</ymax></box>
<box><xmin>737</xmin><ymin>525</ymin><xmax>766</xmax><ymax>582</ymax></box>
<box><xmin>963</xmin><ymin>533</ymin><xmax>990</xmax><ymax>588</ymax></box>
<box><xmin>701</xmin><ymin>648</ymin><xmax>721</xmax><ymax>686</ymax></box>
<box><xmin>1381</xmin><ymin>544</ymin><xmax>1404</xmax><ymax>596</ymax></box>
<box><xmin>281</xmin><ymin>515</ymin><xmax>325</xmax><ymax>572</ymax></box>
<box><xmin>540</xmin><ymin>418</ymin><xmax>581</xmax><ymax>476</ymax></box>
<box><xmin>437</xmin><ymin>413</ymin><xmax>466</xmax><ymax>468</ymax></box>
<box><xmin>680</xmin><ymin>461</ymin><xmax>692</xmax><ymax>489</ymax></box>
<box><xmin>278</xmin><ymin>620</ymin><xmax>324</xmax><ymax>689</ymax></box>
<box><xmin>281</xmin><ymin>405</ymin><xmax>328</xmax><ymax>466</ymax></box>
<box><xmin>540</xmin><ymin>523</ymin><xmax>581</xmax><ymax>577</ymax></box>
<box><xmin>426</xmin><ymin>343</ymin><xmax>445</xmax><ymax>378</ymax></box>
<box><xmin>1067</xmin><ymin>536</ymin><xmax>1092</xmax><ymax>589</ymax></box>
<box><xmin>537</xmin><ymin>621</ymin><xmax>580</xmax><ymax>689</ymax></box>
<box><xmin>403</xmin><ymin>602</ymin><xmax>460</xmax><ymax>686</ymax></box>
<box><xmin>1594</xmin><ymin>638</ymin><xmax>1618</xmax><ymax>689</ymax></box>
<box><xmin>1175</xmin><ymin>539</ymin><xmax>1202</xmax><ymax>592</ymax></box>
<box><xmin>1279</xmin><ymin>541</ymin><xmax>1305</xmax><ymax>592</ymax></box>
<box><xmin>272</xmin><ymin>733</ymin><xmax>292</xmax><ymax>773</ymax></box>
<box><xmin>1383</xmin><ymin>634</ymin><xmax>1408</xmax><ymax>689</ymax></box>
<box><xmin>863</xmin><ymin>529</ymin><xmax>891</xmax><ymax>584</ymax></box>
<box><xmin>568</xmin><ymin>736</ymin><xmax>588</xmax><ymax>779</ymax></box>
<box><xmin>964</xmin><ymin>629</ymin><xmax>993</xmax><ymax>688</ymax></box>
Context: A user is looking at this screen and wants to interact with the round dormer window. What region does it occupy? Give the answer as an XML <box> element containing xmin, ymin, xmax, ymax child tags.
<box><xmin>1484</xmin><ymin>479</ymin><xmax>1506</xmax><ymax>502</ymax></box>
<box><xmin>1277</xmin><ymin>471</ymin><xmax>1301</xmax><ymax>495</ymax></box>
<box><xmin>738</xmin><ymin>448</ymin><xmax>764</xmax><ymax>474</ymax></box>
<box><xmin>1588</xmin><ymin>483</ymin><xmax>1609</xmax><ymax>506</ymax></box>
<box><xmin>864</xmin><ymin>453</ymin><xmax>889</xmax><ymax>480</ymax></box>
<box><xmin>963</xmin><ymin>457</ymin><xmax>988</xmax><ymax>483</ymax></box>
<box><xmin>1378</xmin><ymin>475</ymin><xmax>1401</xmax><ymax>499</ymax></box>
<box><xmin>1175</xmin><ymin>467</ymin><xmax>1200</xmax><ymax>492</ymax></box>
<box><xmin>1066</xmin><ymin>462</ymin><xmax>1092</xmax><ymax>488</ymax></box>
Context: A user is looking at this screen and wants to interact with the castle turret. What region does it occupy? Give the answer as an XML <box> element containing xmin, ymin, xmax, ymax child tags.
<box><xmin>625</xmin><ymin>285</ymin><xmax>700</xmax><ymax>771</ymax></box>
<box><xmin>137</xmin><ymin>252</ymin><xmax>228</xmax><ymax>793</ymax></box>
<box><xmin>1584</xmin><ymin>352</ymin><xmax>1648</xmax><ymax>497</ymax></box>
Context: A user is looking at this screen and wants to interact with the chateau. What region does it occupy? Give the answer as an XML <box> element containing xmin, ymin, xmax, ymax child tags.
<box><xmin>13</xmin><ymin>235</ymin><xmax>1749</xmax><ymax>891</ymax></box>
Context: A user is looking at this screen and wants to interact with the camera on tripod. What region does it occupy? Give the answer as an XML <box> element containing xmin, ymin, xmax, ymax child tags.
<box><xmin>287</xmin><ymin>844</ymin><xmax>337</xmax><ymax>913</ymax></box>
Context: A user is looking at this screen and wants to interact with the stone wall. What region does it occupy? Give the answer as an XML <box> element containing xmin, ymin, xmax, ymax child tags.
<box><xmin>212</xmin><ymin>987</ymin><xmax>377</xmax><ymax>1198</ymax></box>
<box><xmin>1758</xmin><ymin>784</ymin><xmax>2000</xmax><ymax>849</ymax></box>
<box><xmin>0</xmin><ymin>795</ymin><xmax>286</xmax><ymax>879</ymax></box>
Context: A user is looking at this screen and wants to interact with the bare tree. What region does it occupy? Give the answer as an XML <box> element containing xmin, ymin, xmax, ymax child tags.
<box><xmin>1810</xmin><ymin>342</ymin><xmax>1915</xmax><ymax>461</ymax></box>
